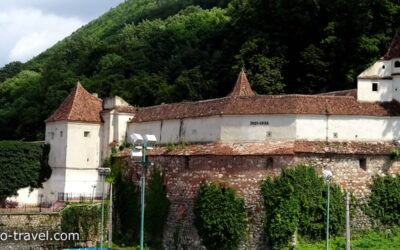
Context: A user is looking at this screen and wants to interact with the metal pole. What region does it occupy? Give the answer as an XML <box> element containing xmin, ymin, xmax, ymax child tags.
<box><xmin>326</xmin><ymin>180</ymin><xmax>330</xmax><ymax>250</ymax></box>
<box><xmin>140</xmin><ymin>143</ymin><xmax>147</xmax><ymax>250</ymax></box>
<box><xmin>108</xmin><ymin>183</ymin><xmax>113</xmax><ymax>250</ymax></box>
<box><xmin>100</xmin><ymin>175</ymin><xmax>105</xmax><ymax>250</ymax></box>
<box><xmin>346</xmin><ymin>192</ymin><xmax>350</xmax><ymax>250</ymax></box>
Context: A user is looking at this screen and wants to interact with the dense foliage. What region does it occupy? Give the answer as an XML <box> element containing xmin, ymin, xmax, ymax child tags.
<box><xmin>367</xmin><ymin>174</ymin><xmax>400</xmax><ymax>227</ymax></box>
<box><xmin>0</xmin><ymin>141</ymin><xmax>51</xmax><ymax>204</ymax></box>
<box><xmin>61</xmin><ymin>203</ymin><xmax>107</xmax><ymax>243</ymax></box>
<box><xmin>2</xmin><ymin>0</ymin><xmax>400</xmax><ymax>140</ymax></box>
<box><xmin>144</xmin><ymin>169</ymin><xmax>170</xmax><ymax>246</ymax></box>
<box><xmin>261</xmin><ymin>165</ymin><xmax>345</xmax><ymax>250</ymax></box>
<box><xmin>193</xmin><ymin>182</ymin><xmax>246</xmax><ymax>250</ymax></box>
<box><xmin>111</xmin><ymin>157</ymin><xmax>170</xmax><ymax>247</ymax></box>
<box><xmin>112</xmin><ymin>157</ymin><xmax>141</xmax><ymax>245</ymax></box>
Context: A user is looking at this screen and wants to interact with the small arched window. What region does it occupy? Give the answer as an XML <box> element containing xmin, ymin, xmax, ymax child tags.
<box><xmin>395</xmin><ymin>61</ymin><xmax>400</xmax><ymax>68</ymax></box>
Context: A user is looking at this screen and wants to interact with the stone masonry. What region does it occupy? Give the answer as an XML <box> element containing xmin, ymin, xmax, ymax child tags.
<box><xmin>121</xmin><ymin>151</ymin><xmax>400</xmax><ymax>249</ymax></box>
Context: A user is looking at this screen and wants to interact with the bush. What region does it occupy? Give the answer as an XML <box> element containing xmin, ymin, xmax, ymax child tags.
<box><xmin>144</xmin><ymin>170</ymin><xmax>170</xmax><ymax>246</ymax></box>
<box><xmin>367</xmin><ymin>174</ymin><xmax>400</xmax><ymax>226</ymax></box>
<box><xmin>61</xmin><ymin>203</ymin><xmax>107</xmax><ymax>244</ymax></box>
<box><xmin>390</xmin><ymin>148</ymin><xmax>399</xmax><ymax>160</ymax></box>
<box><xmin>0</xmin><ymin>141</ymin><xmax>51</xmax><ymax>203</ymax></box>
<box><xmin>261</xmin><ymin>165</ymin><xmax>345</xmax><ymax>249</ymax></box>
<box><xmin>194</xmin><ymin>182</ymin><xmax>247</xmax><ymax>250</ymax></box>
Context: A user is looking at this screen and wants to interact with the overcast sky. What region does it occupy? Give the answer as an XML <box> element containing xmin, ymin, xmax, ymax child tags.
<box><xmin>0</xmin><ymin>0</ymin><xmax>125</xmax><ymax>67</ymax></box>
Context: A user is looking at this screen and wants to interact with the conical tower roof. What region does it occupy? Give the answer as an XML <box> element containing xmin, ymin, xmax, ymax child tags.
<box><xmin>382</xmin><ymin>34</ymin><xmax>400</xmax><ymax>60</ymax></box>
<box><xmin>45</xmin><ymin>82</ymin><xmax>103</xmax><ymax>123</ymax></box>
<box><xmin>228</xmin><ymin>71</ymin><xmax>255</xmax><ymax>97</ymax></box>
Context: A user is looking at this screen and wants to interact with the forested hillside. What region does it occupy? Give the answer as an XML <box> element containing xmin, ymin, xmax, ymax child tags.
<box><xmin>1</xmin><ymin>0</ymin><xmax>399</xmax><ymax>140</ymax></box>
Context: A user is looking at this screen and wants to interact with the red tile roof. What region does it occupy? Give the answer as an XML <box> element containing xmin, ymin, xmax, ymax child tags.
<box><xmin>228</xmin><ymin>71</ymin><xmax>255</xmax><ymax>96</ymax></box>
<box><xmin>130</xmin><ymin>95</ymin><xmax>400</xmax><ymax>123</ymax></box>
<box><xmin>382</xmin><ymin>35</ymin><xmax>400</xmax><ymax>60</ymax></box>
<box><xmin>46</xmin><ymin>82</ymin><xmax>103</xmax><ymax>123</ymax></box>
<box><xmin>116</xmin><ymin>140</ymin><xmax>396</xmax><ymax>156</ymax></box>
<box><xmin>115</xmin><ymin>106</ymin><xmax>136</xmax><ymax>113</ymax></box>
<box><xmin>316</xmin><ymin>89</ymin><xmax>357</xmax><ymax>98</ymax></box>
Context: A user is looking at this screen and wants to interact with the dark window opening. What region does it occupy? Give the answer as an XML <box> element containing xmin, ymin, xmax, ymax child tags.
<box><xmin>359</xmin><ymin>158</ymin><xmax>367</xmax><ymax>171</ymax></box>
<box><xmin>84</xmin><ymin>131</ymin><xmax>90</xmax><ymax>137</ymax></box>
<box><xmin>382</xmin><ymin>65</ymin><xmax>386</xmax><ymax>69</ymax></box>
<box><xmin>267</xmin><ymin>157</ymin><xmax>274</xmax><ymax>169</ymax></box>
<box><xmin>395</xmin><ymin>61</ymin><xmax>400</xmax><ymax>68</ymax></box>
<box><xmin>372</xmin><ymin>83</ymin><xmax>378</xmax><ymax>91</ymax></box>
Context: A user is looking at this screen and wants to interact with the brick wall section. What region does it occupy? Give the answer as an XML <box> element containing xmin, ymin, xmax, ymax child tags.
<box><xmin>122</xmin><ymin>153</ymin><xmax>400</xmax><ymax>249</ymax></box>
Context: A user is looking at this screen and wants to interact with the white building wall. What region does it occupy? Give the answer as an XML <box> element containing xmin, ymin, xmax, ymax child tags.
<box><xmin>220</xmin><ymin>115</ymin><xmax>297</xmax><ymax>143</ymax></box>
<box><xmin>182</xmin><ymin>117</ymin><xmax>221</xmax><ymax>143</ymax></box>
<box><xmin>296</xmin><ymin>115</ymin><xmax>327</xmax><ymax>140</ymax></box>
<box><xmin>392</xmin><ymin>77</ymin><xmax>400</xmax><ymax>101</ymax></box>
<box><xmin>357</xmin><ymin>79</ymin><xmax>392</xmax><ymax>102</ymax></box>
<box><xmin>327</xmin><ymin>116</ymin><xmax>400</xmax><ymax>141</ymax></box>
<box><xmin>160</xmin><ymin>120</ymin><xmax>180</xmax><ymax>144</ymax></box>
<box><xmin>127</xmin><ymin>121</ymin><xmax>162</xmax><ymax>144</ymax></box>
<box><xmin>116</xmin><ymin>113</ymin><xmax>134</xmax><ymax>143</ymax></box>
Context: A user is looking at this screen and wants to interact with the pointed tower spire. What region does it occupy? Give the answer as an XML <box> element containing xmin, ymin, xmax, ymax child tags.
<box><xmin>45</xmin><ymin>81</ymin><xmax>103</xmax><ymax>123</ymax></box>
<box><xmin>382</xmin><ymin>34</ymin><xmax>400</xmax><ymax>60</ymax></box>
<box><xmin>228</xmin><ymin>70</ymin><xmax>255</xmax><ymax>97</ymax></box>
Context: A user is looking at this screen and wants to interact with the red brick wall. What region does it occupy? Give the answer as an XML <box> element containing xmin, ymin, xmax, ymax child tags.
<box><xmin>121</xmin><ymin>153</ymin><xmax>400</xmax><ymax>249</ymax></box>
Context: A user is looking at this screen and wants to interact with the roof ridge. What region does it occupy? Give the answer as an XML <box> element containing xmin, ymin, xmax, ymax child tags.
<box><xmin>67</xmin><ymin>82</ymin><xmax>81</xmax><ymax>120</ymax></box>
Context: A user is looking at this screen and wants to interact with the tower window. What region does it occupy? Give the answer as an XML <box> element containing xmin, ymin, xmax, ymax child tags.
<box><xmin>395</xmin><ymin>61</ymin><xmax>400</xmax><ymax>68</ymax></box>
<box><xmin>359</xmin><ymin>158</ymin><xmax>367</xmax><ymax>171</ymax></box>
<box><xmin>382</xmin><ymin>65</ymin><xmax>385</xmax><ymax>69</ymax></box>
<box><xmin>60</xmin><ymin>131</ymin><xmax>63</xmax><ymax>137</ymax></box>
<box><xmin>84</xmin><ymin>131</ymin><xmax>90</xmax><ymax>137</ymax></box>
<box><xmin>50</xmin><ymin>132</ymin><xmax>54</xmax><ymax>140</ymax></box>
<box><xmin>372</xmin><ymin>83</ymin><xmax>378</xmax><ymax>91</ymax></box>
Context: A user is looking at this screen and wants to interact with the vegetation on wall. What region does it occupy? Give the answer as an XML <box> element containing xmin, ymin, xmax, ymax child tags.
<box><xmin>111</xmin><ymin>157</ymin><xmax>170</xmax><ymax>247</ymax></box>
<box><xmin>61</xmin><ymin>203</ymin><xmax>107</xmax><ymax>244</ymax></box>
<box><xmin>367</xmin><ymin>174</ymin><xmax>400</xmax><ymax>227</ymax></box>
<box><xmin>261</xmin><ymin>165</ymin><xmax>345</xmax><ymax>250</ymax></box>
<box><xmin>193</xmin><ymin>182</ymin><xmax>247</xmax><ymax>250</ymax></box>
<box><xmin>0</xmin><ymin>141</ymin><xmax>51</xmax><ymax>205</ymax></box>
<box><xmin>144</xmin><ymin>169</ymin><xmax>170</xmax><ymax>246</ymax></box>
<box><xmin>1</xmin><ymin>0</ymin><xmax>400</xmax><ymax>140</ymax></box>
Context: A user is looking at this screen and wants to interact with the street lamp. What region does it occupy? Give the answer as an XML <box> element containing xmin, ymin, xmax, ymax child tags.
<box><xmin>130</xmin><ymin>133</ymin><xmax>156</xmax><ymax>250</ymax></box>
<box><xmin>91</xmin><ymin>185</ymin><xmax>96</xmax><ymax>202</ymax></box>
<box><xmin>99</xmin><ymin>167</ymin><xmax>111</xmax><ymax>250</ymax></box>
<box><xmin>323</xmin><ymin>169</ymin><xmax>333</xmax><ymax>250</ymax></box>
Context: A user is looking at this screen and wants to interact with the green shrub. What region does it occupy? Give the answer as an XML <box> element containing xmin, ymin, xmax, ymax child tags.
<box><xmin>166</xmin><ymin>142</ymin><xmax>175</xmax><ymax>152</ymax></box>
<box><xmin>145</xmin><ymin>170</ymin><xmax>170</xmax><ymax>246</ymax></box>
<box><xmin>194</xmin><ymin>182</ymin><xmax>247</xmax><ymax>250</ymax></box>
<box><xmin>390</xmin><ymin>148</ymin><xmax>399</xmax><ymax>160</ymax></box>
<box><xmin>61</xmin><ymin>203</ymin><xmax>107</xmax><ymax>243</ymax></box>
<box><xmin>0</xmin><ymin>141</ymin><xmax>51</xmax><ymax>204</ymax></box>
<box><xmin>112</xmin><ymin>157</ymin><xmax>140</xmax><ymax>245</ymax></box>
<box><xmin>261</xmin><ymin>165</ymin><xmax>345</xmax><ymax>249</ymax></box>
<box><xmin>367</xmin><ymin>174</ymin><xmax>400</xmax><ymax>226</ymax></box>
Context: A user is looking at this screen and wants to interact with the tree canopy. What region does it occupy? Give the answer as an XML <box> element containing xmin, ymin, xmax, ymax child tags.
<box><xmin>1</xmin><ymin>0</ymin><xmax>400</xmax><ymax>140</ymax></box>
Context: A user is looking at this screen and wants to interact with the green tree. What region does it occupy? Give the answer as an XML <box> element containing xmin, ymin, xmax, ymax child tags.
<box><xmin>194</xmin><ymin>182</ymin><xmax>247</xmax><ymax>250</ymax></box>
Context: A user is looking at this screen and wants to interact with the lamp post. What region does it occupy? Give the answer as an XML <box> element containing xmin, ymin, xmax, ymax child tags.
<box><xmin>130</xmin><ymin>133</ymin><xmax>156</xmax><ymax>250</ymax></box>
<box><xmin>91</xmin><ymin>185</ymin><xmax>96</xmax><ymax>202</ymax></box>
<box><xmin>323</xmin><ymin>170</ymin><xmax>333</xmax><ymax>250</ymax></box>
<box><xmin>98</xmin><ymin>167</ymin><xmax>111</xmax><ymax>250</ymax></box>
<box><xmin>39</xmin><ymin>194</ymin><xmax>43</xmax><ymax>213</ymax></box>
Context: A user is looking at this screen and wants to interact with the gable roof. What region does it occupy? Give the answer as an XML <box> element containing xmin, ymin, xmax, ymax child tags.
<box><xmin>45</xmin><ymin>82</ymin><xmax>103</xmax><ymax>123</ymax></box>
<box><xmin>382</xmin><ymin>35</ymin><xmax>400</xmax><ymax>60</ymax></box>
<box><xmin>228</xmin><ymin>71</ymin><xmax>255</xmax><ymax>96</ymax></box>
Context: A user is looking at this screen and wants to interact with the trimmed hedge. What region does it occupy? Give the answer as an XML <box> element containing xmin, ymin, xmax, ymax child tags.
<box><xmin>261</xmin><ymin>165</ymin><xmax>345</xmax><ymax>249</ymax></box>
<box><xmin>194</xmin><ymin>182</ymin><xmax>247</xmax><ymax>250</ymax></box>
<box><xmin>0</xmin><ymin>141</ymin><xmax>51</xmax><ymax>202</ymax></box>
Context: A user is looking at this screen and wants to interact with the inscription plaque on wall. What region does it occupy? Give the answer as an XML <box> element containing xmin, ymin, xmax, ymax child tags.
<box><xmin>250</xmin><ymin>121</ymin><xmax>269</xmax><ymax>126</ymax></box>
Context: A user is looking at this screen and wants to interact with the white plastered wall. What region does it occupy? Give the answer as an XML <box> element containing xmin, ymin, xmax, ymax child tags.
<box><xmin>182</xmin><ymin>116</ymin><xmax>221</xmax><ymax>143</ymax></box>
<box><xmin>220</xmin><ymin>115</ymin><xmax>296</xmax><ymax>143</ymax></box>
<box><xmin>127</xmin><ymin>121</ymin><xmax>162</xmax><ymax>144</ymax></box>
<box><xmin>357</xmin><ymin>79</ymin><xmax>392</xmax><ymax>102</ymax></box>
<box><xmin>296</xmin><ymin>115</ymin><xmax>327</xmax><ymax>140</ymax></box>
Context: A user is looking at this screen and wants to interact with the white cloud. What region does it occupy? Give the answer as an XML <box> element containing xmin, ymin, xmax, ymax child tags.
<box><xmin>0</xmin><ymin>9</ymin><xmax>84</xmax><ymax>64</ymax></box>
